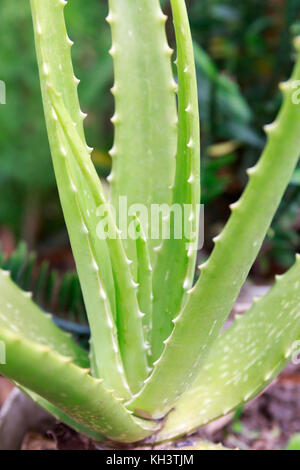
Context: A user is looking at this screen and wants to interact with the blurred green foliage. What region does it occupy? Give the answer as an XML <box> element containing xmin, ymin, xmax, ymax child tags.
<box><xmin>286</xmin><ymin>433</ymin><xmax>300</xmax><ymax>450</ymax></box>
<box><xmin>0</xmin><ymin>0</ymin><xmax>113</xmax><ymax>243</ymax></box>
<box><xmin>0</xmin><ymin>0</ymin><xmax>300</xmax><ymax>275</ymax></box>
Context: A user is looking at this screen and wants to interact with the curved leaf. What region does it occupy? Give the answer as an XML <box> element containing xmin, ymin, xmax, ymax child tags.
<box><xmin>156</xmin><ymin>255</ymin><xmax>300</xmax><ymax>441</ymax></box>
<box><xmin>129</xmin><ymin>38</ymin><xmax>300</xmax><ymax>418</ymax></box>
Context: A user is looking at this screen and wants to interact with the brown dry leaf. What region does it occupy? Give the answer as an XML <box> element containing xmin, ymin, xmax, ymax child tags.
<box><xmin>21</xmin><ymin>432</ymin><xmax>56</xmax><ymax>451</ymax></box>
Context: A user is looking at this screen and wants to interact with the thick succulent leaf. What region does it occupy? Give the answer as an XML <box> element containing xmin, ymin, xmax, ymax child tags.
<box><xmin>29</xmin><ymin>0</ymin><xmax>126</xmax><ymax>392</ymax></box>
<box><xmin>129</xmin><ymin>38</ymin><xmax>300</xmax><ymax>418</ymax></box>
<box><xmin>0</xmin><ymin>329</ymin><xmax>157</xmax><ymax>443</ymax></box>
<box><xmin>151</xmin><ymin>0</ymin><xmax>200</xmax><ymax>361</ymax></box>
<box><xmin>16</xmin><ymin>386</ymin><xmax>105</xmax><ymax>441</ymax></box>
<box><xmin>30</xmin><ymin>0</ymin><xmax>149</xmax><ymax>395</ymax></box>
<box><xmin>74</xmin><ymin>171</ymin><xmax>117</xmax><ymax>321</ymax></box>
<box><xmin>48</xmin><ymin>87</ymin><xmax>149</xmax><ymax>392</ymax></box>
<box><xmin>134</xmin><ymin>217</ymin><xmax>153</xmax><ymax>349</ymax></box>
<box><xmin>0</xmin><ymin>272</ymin><xmax>117</xmax><ymax>441</ymax></box>
<box><xmin>50</xmin><ymin>119</ymin><xmax>131</xmax><ymax>397</ymax></box>
<box><xmin>0</xmin><ymin>271</ymin><xmax>154</xmax><ymax>440</ymax></box>
<box><xmin>0</xmin><ymin>269</ymin><xmax>88</xmax><ymax>367</ymax></box>
<box><xmin>107</xmin><ymin>0</ymin><xmax>178</xmax><ymax>275</ymax></box>
<box><xmin>155</xmin><ymin>255</ymin><xmax>300</xmax><ymax>441</ymax></box>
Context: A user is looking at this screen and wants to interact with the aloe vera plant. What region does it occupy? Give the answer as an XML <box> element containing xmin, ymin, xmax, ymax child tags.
<box><xmin>1</xmin><ymin>0</ymin><xmax>300</xmax><ymax>446</ymax></box>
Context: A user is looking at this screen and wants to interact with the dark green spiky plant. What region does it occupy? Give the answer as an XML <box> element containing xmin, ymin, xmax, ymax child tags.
<box><xmin>1</xmin><ymin>0</ymin><xmax>300</xmax><ymax>446</ymax></box>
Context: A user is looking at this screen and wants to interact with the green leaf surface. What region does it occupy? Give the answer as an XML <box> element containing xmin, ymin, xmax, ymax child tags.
<box><xmin>151</xmin><ymin>0</ymin><xmax>200</xmax><ymax>362</ymax></box>
<box><xmin>286</xmin><ymin>433</ymin><xmax>300</xmax><ymax>450</ymax></box>
<box><xmin>48</xmin><ymin>86</ymin><xmax>149</xmax><ymax>393</ymax></box>
<box><xmin>108</xmin><ymin>0</ymin><xmax>178</xmax><ymax>274</ymax></box>
<box><xmin>29</xmin><ymin>0</ymin><xmax>124</xmax><ymax>394</ymax></box>
<box><xmin>0</xmin><ymin>325</ymin><xmax>157</xmax><ymax>443</ymax></box>
<box><xmin>16</xmin><ymin>385</ymin><xmax>106</xmax><ymax>442</ymax></box>
<box><xmin>155</xmin><ymin>255</ymin><xmax>300</xmax><ymax>441</ymax></box>
<box><xmin>129</xmin><ymin>38</ymin><xmax>300</xmax><ymax>419</ymax></box>
<box><xmin>134</xmin><ymin>217</ymin><xmax>153</xmax><ymax>350</ymax></box>
<box><xmin>0</xmin><ymin>271</ymin><xmax>155</xmax><ymax>442</ymax></box>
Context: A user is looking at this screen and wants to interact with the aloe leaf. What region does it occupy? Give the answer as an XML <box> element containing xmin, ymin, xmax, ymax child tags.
<box><xmin>0</xmin><ymin>269</ymin><xmax>88</xmax><ymax>367</ymax></box>
<box><xmin>48</xmin><ymin>87</ymin><xmax>149</xmax><ymax>392</ymax></box>
<box><xmin>151</xmin><ymin>0</ymin><xmax>200</xmax><ymax>361</ymax></box>
<box><xmin>53</xmin><ymin>120</ymin><xmax>132</xmax><ymax>397</ymax></box>
<box><xmin>30</xmin><ymin>0</ymin><xmax>149</xmax><ymax>395</ymax></box>
<box><xmin>16</xmin><ymin>386</ymin><xmax>106</xmax><ymax>442</ymax></box>
<box><xmin>129</xmin><ymin>38</ymin><xmax>300</xmax><ymax>418</ymax></box>
<box><xmin>48</xmin><ymin>120</ymin><xmax>128</xmax><ymax>393</ymax></box>
<box><xmin>134</xmin><ymin>216</ymin><xmax>153</xmax><ymax>350</ymax></box>
<box><xmin>155</xmin><ymin>255</ymin><xmax>300</xmax><ymax>441</ymax></box>
<box><xmin>0</xmin><ymin>326</ymin><xmax>157</xmax><ymax>443</ymax></box>
<box><xmin>0</xmin><ymin>271</ymin><xmax>149</xmax><ymax>442</ymax></box>
<box><xmin>107</xmin><ymin>0</ymin><xmax>178</xmax><ymax>275</ymax></box>
<box><xmin>29</xmin><ymin>0</ymin><xmax>124</xmax><ymax>389</ymax></box>
<box><xmin>73</xmin><ymin>164</ymin><xmax>117</xmax><ymax>321</ymax></box>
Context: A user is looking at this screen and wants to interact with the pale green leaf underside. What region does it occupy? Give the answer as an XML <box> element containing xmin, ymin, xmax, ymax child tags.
<box><xmin>0</xmin><ymin>270</ymin><xmax>157</xmax><ymax>441</ymax></box>
<box><xmin>155</xmin><ymin>255</ymin><xmax>300</xmax><ymax>441</ymax></box>
<box><xmin>15</xmin><ymin>385</ymin><xmax>106</xmax><ymax>442</ymax></box>
<box><xmin>0</xmin><ymin>325</ymin><xmax>157</xmax><ymax>443</ymax></box>
<box><xmin>0</xmin><ymin>273</ymin><xmax>157</xmax><ymax>444</ymax></box>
